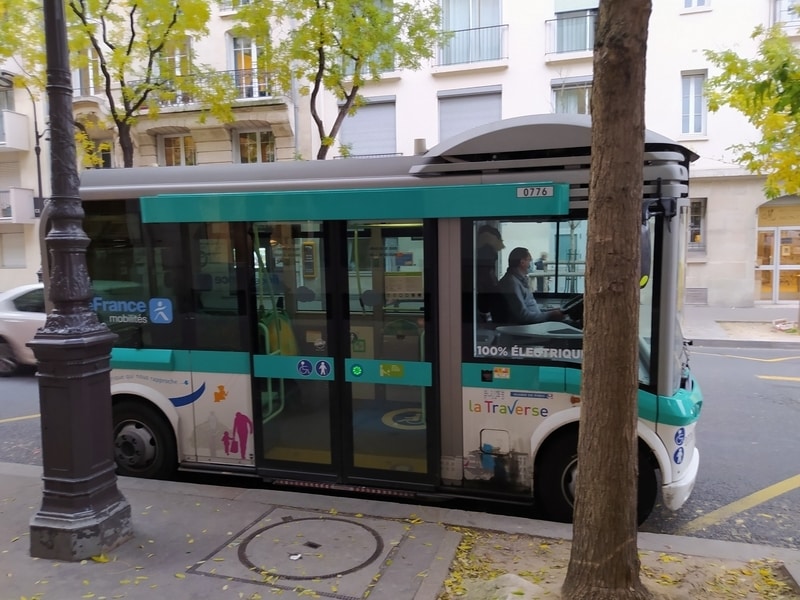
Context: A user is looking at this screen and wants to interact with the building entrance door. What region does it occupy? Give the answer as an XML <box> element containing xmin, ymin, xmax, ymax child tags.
<box><xmin>756</xmin><ymin>227</ymin><xmax>800</xmax><ymax>302</ymax></box>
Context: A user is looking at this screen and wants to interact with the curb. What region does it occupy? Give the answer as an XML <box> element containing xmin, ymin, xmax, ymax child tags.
<box><xmin>689</xmin><ymin>338</ymin><xmax>800</xmax><ymax>349</ymax></box>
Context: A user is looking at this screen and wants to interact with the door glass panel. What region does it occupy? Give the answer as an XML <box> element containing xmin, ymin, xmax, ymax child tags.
<box><xmin>757</xmin><ymin>231</ymin><xmax>774</xmax><ymax>266</ymax></box>
<box><xmin>756</xmin><ymin>269</ymin><xmax>773</xmax><ymax>302</ymax></box>
<box><xmin>254</xmin><ymin>221</ymin><xmax>332</xmax><ymax>465</ymax></box>
<box><xmin>347</xmin><ymin>220</ymin><xmax>428</xmax><ymax>473</ymax></box>
<box><xmin>778</xmin><ymin>229</ymin><xmax>800</xmax><ymax>267</ymax></box>
<box><xmin>777</xmin><ymin>229</ymin><xmax>800</xmax><ymax>301</ymax></box>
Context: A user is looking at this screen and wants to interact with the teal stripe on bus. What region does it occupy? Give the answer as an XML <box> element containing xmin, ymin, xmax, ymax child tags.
<box><xmin>638</xmin><ymin>390</ymin><xmax>659</xmax><ymax>424</ymax></box>
<box><xmin>188</xmin><ymin>351</ymin><xmax>251</xmax><ymax>374</ymax></box>
<box><xmin>111</xmin><ymin>348</ymin><xmax>174</xmax><ymax>371</ymax></box>
<box><xmin>656</xmin><ymin>386</ymin><xmax>702</xmax><ymax>426</ymax></box>
<box><xmin>344</xmin><ymin>358</ymin><xmax>432</xmax><ymax>386</ymax></box>
<box><xmin>110</xmin><ymin>348</ymin><xmax>250</xmax><ymax>374</ymax></box>
<box><xmin>140</xmin><ymin>183</ymin><xmax>570</xmax><ymax>223</ymax></box>
<box><xmin>253</xmin><ymin>354</ymin><xmax>335</xmax><ymax>381</ymax></box>
<box><xmin>462</xmin><ymin>362</ymin><xmax>663</xmax><ymax>424</ymax></box>
<box><xmin>462</xmin><ymin>362</ymin><xmax>566</xmax><ymax>392</ymax></box>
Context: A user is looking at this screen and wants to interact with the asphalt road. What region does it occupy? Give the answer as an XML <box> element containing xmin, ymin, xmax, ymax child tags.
<box><xmin>2</xmin><ymin>346</ymin><xmax>798</xmax><ymax>549</ymax></box>
<box><xmin>641</xmin><ymin>346</ymin><xmax>800</xmax><ymax>549</ymax></box>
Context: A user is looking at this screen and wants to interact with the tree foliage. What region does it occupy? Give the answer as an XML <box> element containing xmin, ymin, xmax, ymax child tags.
<box><xmin>230</xmin><ymin>0</ymin><xmax>445</xmax><ymax>159</ymax></box>
<box><xmin>706</xmin><ymin>25</ymin><xmax>800</xmax><ymax>198</ymax></box>
<box><xmin>1</xmin><ymin>0</ymin><xmax>242</xmax><ymax>168</ymax></box>
<box><xmin>561</xmin><ymin>0</ymin><xmax>653</xmax><ymax>599</ymax></box>
<box><xmin>67</xmin><ymin>0</ymin><xmax>241</xmax><ymax>167</ymax></box>
<box><xmin>0</xmin><ymin>0</ymin><xmax>46</xmax><ymax>88</ymax></box>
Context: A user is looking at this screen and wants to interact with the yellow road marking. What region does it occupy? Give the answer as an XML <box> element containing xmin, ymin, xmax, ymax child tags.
<box><xmin>692</xmin><ymin>352</ymin><xmax>800</xmax><ymax>363</ymax></box>
<box><xmin>757</xmin><ymin>375</ymin><xmax>800</xmax><ymax>382</ymax></box>
<box><xmin>0</xmin><ymin>413</ymin><xmax>40</xmax><ymax>424</ymax></box>
<box><xmin>678</xmin><ymin>474</ymin><xmax>800</xmax><ymax>534</ymax></box>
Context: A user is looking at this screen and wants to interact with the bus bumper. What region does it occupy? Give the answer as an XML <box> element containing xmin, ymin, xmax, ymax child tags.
<box><xmin>661</xmin><ymin>447</ymin><xmax>700</xmax><ymax>511</ymax></box>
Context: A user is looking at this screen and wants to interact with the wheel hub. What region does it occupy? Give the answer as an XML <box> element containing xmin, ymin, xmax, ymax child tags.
<box><xmin>562</xmin><ymin>459</ymin><xmax>578</xmax><ymax>506</ymax></box>
<box><xmin>114</xmin><ymin>423</ymin><xmax>156</xmax><ymax>468</ymax></box>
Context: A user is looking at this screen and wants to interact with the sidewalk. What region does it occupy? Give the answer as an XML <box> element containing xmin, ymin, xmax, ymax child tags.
<box><xmin>682</xmin><ymin>303</ymin><xmax>800</xmax><ymax>348</ymax></box>
<box><xmin>2</xmin><ymin>461</ymin><xmax>799</xmax><ymax>600</ymax></box>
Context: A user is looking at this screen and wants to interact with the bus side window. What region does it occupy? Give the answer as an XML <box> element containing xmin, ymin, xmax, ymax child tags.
<box><xmin>187</xmin><ymin>223</ymin><xmax>249</xmax><ymax>352</ymax></box>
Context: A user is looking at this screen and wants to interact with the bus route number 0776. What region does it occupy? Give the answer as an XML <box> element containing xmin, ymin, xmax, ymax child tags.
<box><xmin>516</xmin><ymin>186</ymin><xmax>554</xmax><ymax>198</ymax></box>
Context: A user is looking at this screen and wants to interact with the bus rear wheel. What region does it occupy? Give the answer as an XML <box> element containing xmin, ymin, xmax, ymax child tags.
<box><xmin>113</xmin><ymin>400</ymin><xmax>177</xmax><ymax>479</ymax></box>
<box><xmin>534</xmin><ymin>431</ymin><xmax>657</xmax><ymax>526</ymax></box>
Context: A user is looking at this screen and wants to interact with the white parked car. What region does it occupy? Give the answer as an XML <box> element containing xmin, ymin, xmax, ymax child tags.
<box><xmin>0</xmin><ymin>283</ymin><xmax>46</xmax><ymax>376</ymax></box>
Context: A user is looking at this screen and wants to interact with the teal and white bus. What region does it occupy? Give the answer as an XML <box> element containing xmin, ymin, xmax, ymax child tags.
<box><xmin>74</xmin><ymin>114</ymin><xmax>702</xmax><ymax>524</ymax></box>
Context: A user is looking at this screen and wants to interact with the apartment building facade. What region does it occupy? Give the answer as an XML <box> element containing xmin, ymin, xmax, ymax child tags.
<box><xmin>1</xmin><ymin>0</ymin><xmax>799</xmax><ymax>305</ymax></box>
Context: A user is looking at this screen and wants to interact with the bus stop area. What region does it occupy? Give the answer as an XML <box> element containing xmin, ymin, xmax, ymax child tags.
<box><xmin>1</xmin><ymin>460</ymin><xmax>799</xmax><ymax>600</ymax></box>
<box><xmin>0</xmin><ymin>463</ymin><xmax>800</xmax><ymax>600</ymax></box>
<box><xmin>2</xmin><ymin>305</ymin><xmax>800</xmax><ymax>600</ymax></box>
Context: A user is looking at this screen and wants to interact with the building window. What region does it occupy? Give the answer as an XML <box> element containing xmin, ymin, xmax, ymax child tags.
<box><xmin>684</xmin><ymin>0</ymin><xmax>708</xmax><ymax>8</ymax></box>
<box><xmin>72</xmin><ymin>49</ymin><xmax>102</xmax><ymax>96</ymax></box>
<box><xmin>439</xmin><ymin>0</ymin><xmax>504</xmax><ymax>65</ymax></box>
<box><xmin>438</xmin><ymin>86</ymin><xmax>501</xmax><ymax>144</ymax></box>
<box><xmin>232</xmin><ymin>36</ymin><xmax>270</xmax><ymax>98</ymax></box>
<box><xmin>552</xmin><ymin>78</ymin><xmax>592</xmax><ymax>114</ymax></box>
<box><xmin>0</xmin><ymin>87</ymin><xmax>14</xmax><ymax>111</ymax></box>
<box><xmin>0</xmin><ymin>231</ymin><xmax>25</xmax><ymax>268</ymax></box>
<box><xmin>85</xmin><ymin>139</ymin><xmax>113</xmax><ymax>169</ymax></box>
<box><xmin>338</xmin><ymin>99</ymin><xmax>397</xmax><ymax>158</ymax></box>
<box><xmin>555</xmin><ymin>9</ymin><xmax>597</xmax><ymax>53</ymax></box>
<box><xmin>236</xmin><ymin>130</ymin><xmax>275</xmax><ymax>163</ymax></box>
<box><xmin>775</xmin><ymin>0</ymin><xmax>800</xmax><ymax>24</ymax></box>
<box><xmin>681</xmin><ymin>72</ymin><xmax>706</xmax><ymax>135</ymax></box>
<box><xmin>689</xmin><ymin>199</ymin><xmax>706</xmax><ymax>251</ymax></box>
<box><xmin>162</xmin><ymin>135</ymin><xmax>196</xmax><ymax>166</ymax></box>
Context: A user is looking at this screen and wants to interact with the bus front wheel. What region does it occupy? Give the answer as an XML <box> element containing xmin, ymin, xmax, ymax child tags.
<box><xmin>113</xmin><ymin>400</ymin><xmax>177</xmax><ymax>479</ymax></box>
<box><xmin>534</xmin><ymin>431</ymin><xmax>658</xmax><ymax>526</ymax></box>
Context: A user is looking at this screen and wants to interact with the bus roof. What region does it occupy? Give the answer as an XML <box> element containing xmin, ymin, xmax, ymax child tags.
<box><xmin>422</xmin><ymin>113</ymin><xmax>699</xmax><ymax>163</ymax></box>
<box><xmin>79</xmin><ymin>114</ymin><xmax>697</xmax><ymax>200</ymax></box>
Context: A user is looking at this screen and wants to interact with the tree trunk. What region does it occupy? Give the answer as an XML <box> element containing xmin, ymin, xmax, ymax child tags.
<box><xmin>561</xmin><ymin>1</ymin><xmax>653</xmax><ymax>599</ymax></box>
<box><xmin>118</xmin><ymin>120</ymin><xmax>134</xmax><ymax>168</ymax></box>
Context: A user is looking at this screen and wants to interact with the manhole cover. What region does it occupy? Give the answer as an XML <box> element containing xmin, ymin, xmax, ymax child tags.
<box><xmin>238</xmin><ymin>517</ymin><xmax>384</xmax><ymax>580</ymax></box>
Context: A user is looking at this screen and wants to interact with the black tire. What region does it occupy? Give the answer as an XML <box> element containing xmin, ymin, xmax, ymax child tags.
<box><xmin>113</xmin><ymin>400</ymin><xmax>177</xmax><ymax>479</ymax></box>
<box><xmin>0</xmin><ymin>339</ymin><xmax>20</xmax><ymax>377</ymax></box>
<box><xmin>534</xmin><ymin>431</ymin><xmax>580</xmax><ymax>523</ymax></box>
<box><xmin>534</xmin><ymin>431</ymin><xmax>658</xmax><ymax>526</ymax></box>
<box><xmin>637</xmin><ymin>444</ymin><xmax>658</xmax><ymax>525</ymax></box>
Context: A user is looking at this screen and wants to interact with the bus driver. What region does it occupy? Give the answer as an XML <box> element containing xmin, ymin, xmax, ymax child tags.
<box><xmin>495</xmin><ymin>247</ymin><xmax>565</xmax><ymax>325</ymax></box>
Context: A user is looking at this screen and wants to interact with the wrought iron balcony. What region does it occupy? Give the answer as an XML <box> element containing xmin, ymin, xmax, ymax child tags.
<box><xmin>334</xmin><ymin>152</ymin><xmax>403</xmax><ymax>159</ymax></box>
<box><xmin>437</xmin><ymin>24</ymin><xmax>508</xmax><ymax>66</ymax></box>
<box><xmin>0</xmin><ymin>188</ymin><xmax>36</xmax><ymax>222</ymax></box>
<box><xmin>127</xmin><ymin>68</ymin><xmax>285</xmax><ymax>109</ymax></box>
<box><xmin>545</xmin><ymin>13</ymin><xmax>597</xmax><ymax>55</ymax></box>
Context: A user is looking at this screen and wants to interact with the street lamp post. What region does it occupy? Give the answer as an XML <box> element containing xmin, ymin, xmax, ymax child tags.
<box><xmin>23</xmin><ymin>84</ymin><xmax>47</xmax><ymax>213</ymax></box>
<box><xmin>28</xmin><ymin>0</ymin><xmax>132</xmax><ymax>560</ymax></box>
<box><xmin>31</xmin><ymin>96</ymin><xmax>44</xmax><ymax>208</ymax></box>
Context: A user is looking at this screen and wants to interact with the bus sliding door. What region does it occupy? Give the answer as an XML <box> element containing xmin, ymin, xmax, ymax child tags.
<box><xmin>342</xmin><ymin>220</ymin><xmax>436</xmax><ymax>484</ymax></box>
<box><xmin>252</xmin><ymin>219</ymin><xmax>438</xmax><ymax>488</ymax></box>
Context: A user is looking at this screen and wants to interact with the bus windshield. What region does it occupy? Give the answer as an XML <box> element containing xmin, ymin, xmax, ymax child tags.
<box><xmin>472</xmin><ymin>216</ymin><xmax>653</xmax><ymax>386</ymax></box>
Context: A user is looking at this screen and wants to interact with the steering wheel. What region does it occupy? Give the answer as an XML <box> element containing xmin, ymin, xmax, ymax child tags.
<box><xmin>561</xmin><ymin>294</ymin><xmax>584</xmax><ymax>322</ymax></box>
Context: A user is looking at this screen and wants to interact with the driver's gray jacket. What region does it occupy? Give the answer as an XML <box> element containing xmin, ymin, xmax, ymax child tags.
<box><xmin>497</xmin><ymin>269</ymin><xmax>548</xmax><ymax>324</ymax></box>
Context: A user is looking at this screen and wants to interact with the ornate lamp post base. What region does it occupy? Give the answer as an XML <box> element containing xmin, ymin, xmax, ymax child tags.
<box><xmin>28</xmin><ymin>331</ymin><xmax>133</xmax><ymax>560</ymax></box>
<box><xmin>30</xmin><ymin>501</ymin><xmax>132</xmax><ymax>561</ymax></box>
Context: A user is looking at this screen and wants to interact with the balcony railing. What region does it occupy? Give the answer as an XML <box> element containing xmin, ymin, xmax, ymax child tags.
<box><xmin>545</xmin><ymin>13</ymin><xmax>597</xmax><ymax>55</ymax></box>
<box><xmin>0</xmin><ymin>190</ymin><xmax>10</xmax><ymax>218</ymax></box>
<box><xmin>0</xmin><ymin>188</ymin><xmax>36</xmax><ymax>221</ymax></box>
<box><xmin>334</xmin><ymin>152</ymin><xmax>403</xmax><ymax>159</ymax></box>
<box><xmin>218</xmin><ymin>0</ymin><xmax>253</xmax><ymax>13</ymax></box>
<box><xmin>437</xmin><ymin>24</ymin><xmax>508</xmax><ymax>67</ymax></box>
<box><xmin>130</xmin><ymin>68</ymin><xmax>284</xmax><ymax>109</ymax></box>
